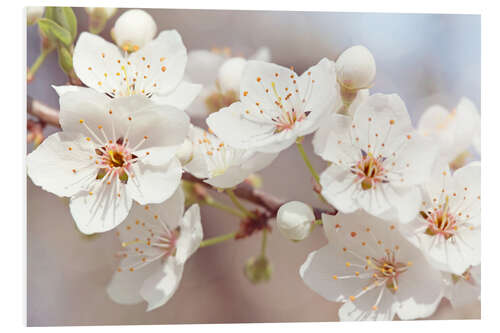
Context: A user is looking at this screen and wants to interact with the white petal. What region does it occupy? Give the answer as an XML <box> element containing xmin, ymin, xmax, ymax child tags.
<box><xmin>320</xmin><ymin>164</ymin><xmax>360</xmax><ymax>214</ymax></box>
<box><xmin>313</xmin><ymin>113</ymin><xmax>355</xmax><ymax>160</ymax></box>
<box><xmin>151</xmin><ymin>81</ymin><xmax>202</xmax><ymax>110</ymax></box>
<box><xmin>218</xmin><ymin>57</ymin><xmax>248</xmax><ymax>92</ymax></box>
<box><xmin>338</xmin><ymin>291</ymin><xmax>396</xmax><ymax>321</ymax></box>
<box><xmin>52</xmin><ymin>84</ymin><xmax>86</xmax><ymax>96</ymax></box>
<box><xmin>204</xmin><ymin>166</ymin><xmax>251</xmax><ymax>189</ymax></box>
<box><xmin>176</xmin><ymin>204</ymin><xmax>203</xmax><ymax>263</ymax></box>
<box><xmin>295</xmin><ymin>58</ymin><xmax>337</xmax><ymax>136</ymax></box>
<box><xmin>127</xmin><ymin>158</ymin><xmax>182</xmax><ymax>205</ymax></box>
<box><xmin>249</xmin><ymin>47</ymin><xmax>271</xmax><ymax>62</ymax></box>
<box><xmin>73</xmin><ymin>32</ymin><xmax>124</xmax><ymax>93</ymax></box>
<box><xmin>380</xmin><ymin>184</ymin><xmax>421</xmax><ymax>223</ymax></box>
<box><xmin>128</xmin><ymin>30</ymin><xmax>187</xmax><ymax>96</ymax></box>
<box><xmin>27</xmin><ymin>132</ymin><xmax>98</xmax><ymax>197</ymax></box>
<box><xmin>140</xmin><ymin>258</ymin><xmax>184</xmax><ymax>311</ymax></box>
<box><xmin>70</xmin><ymin>178</ymin><xmax>133</xmax><ymax>234</ymax></box>
<box><xmin>394</xmin><ymin>248</ymin><xmax>443</xmax><ymax>320</ymax></box>
<box><xmin>206</xmin><ymin>101</ymin><xmax>276</xmax><ymax>150</ymax></box>
<box><xmin>243</xmin><ymin>151</ymin><xmax>278</xmax><ymax>173</ymax></box>
<box><xmin>107</xmin><ymin>257</ymin><xmax>162</xmax><ymax>306</ymax></box>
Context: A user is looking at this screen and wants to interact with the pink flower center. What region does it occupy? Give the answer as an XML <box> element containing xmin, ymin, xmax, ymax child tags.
<box><xmin>352</xmin><ymin>152</ymin><xmax>387</xmax><ymax>190</ymax></box>
<box><xmin>96</xmin><ymin>138</ymin><xmax>136</xmax><ymax>183</ymax></box>
<box><xmin>422</xmin><ymin>196</ymin><xmax>457</xmax><ymax>239</ymax></box>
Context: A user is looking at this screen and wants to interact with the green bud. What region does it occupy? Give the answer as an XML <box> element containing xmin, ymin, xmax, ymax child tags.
<box><xmin>57</xmin><ymin>45</ymin><xmax>73</xmax><ymax>74</ymax></box>
<box><xmin>244</xmin><ymin>255</ymin><xmax>272</xmax><ymax>284</ymax></box>
<box><xmin>38</xmin><ymin>18</ymin><xmax>72</xmax><ymax>46</ymax></box>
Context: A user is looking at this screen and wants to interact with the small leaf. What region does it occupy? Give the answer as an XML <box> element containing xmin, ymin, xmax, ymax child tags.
<box><xmin>38</xmin><ymin>18</ymin><xmax>72</xmax><ymax>46</ymax></box>
<box><xmin>53</xmin><ymin>7</ymin><xmax>77</xmax><ymax>40</ymax></box>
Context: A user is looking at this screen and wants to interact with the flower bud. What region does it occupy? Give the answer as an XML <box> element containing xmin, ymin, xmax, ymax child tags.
<box><xmin>85</xmin><ymin>7</ymin><xmax>117</xmax><ymax>34</ymax></box>
<box><xmin>218</xmin><ymin>57</ymin><xmax>247</xmax><ymax>93</ymax></box>
<box><xmin>27</xmin><ymin>7</ymin><xmax>44</xmax><ymax>25</ymax></box>
<box><xmin>176</xmin><ymin>139</ymin><xmax>194</xmax><ymax>166</ymax></box>
<box><xmin>276</xmin><ymin>201</ymin><xmax>314</xmax><ymax>241</ymax></box>
<box><xmin>336</xmin><ymin>45</ymin><xmax>376</xmax><ymax>91</ymax></box>
<box><xmin>244</xmin><ymin>255</ymin><xmax>272</xmax><ymax>284</ymax></box>
<box><xmin>111</xmin><ymin>9</ymin><xmax>157</xmax><ymax>51</ymax></box>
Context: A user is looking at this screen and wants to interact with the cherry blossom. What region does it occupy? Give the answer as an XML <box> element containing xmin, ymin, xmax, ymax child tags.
<box><xmin>319</xmin><ymin>93</ymin><xmax>437</xmax><ymax>223</ymax></box>
<box><xmin>107</xmin><ymin>188</ymin><xmax>202</xmax><ymax>311</ymax></box>
<box><xmin>300</xmin><ymin>211</ymin><xmax>443</xmax><ymax>321</ymax></box>
<box><xmin>27</xmin><ymin>90</ymin><xmax>190</xmax><ymax>234</ymax></box>
<box><xmin>400</xmin><ymin>161</ymin><xmax>481</xmax><ymax>274</ymax></box>
<box><xmin>184</xmin><ymin>126</ymin><xmax>277</xmax><ymax>188</ymax></box>
<box><xmin>54</xmin><ymin>30</ymin><xmax>201</xmax><ymax>111</ymax></box>
<box><xmin>206</xmin><ymin>58</ymin><xmax>337</xmax><ymax>153</ymax></box>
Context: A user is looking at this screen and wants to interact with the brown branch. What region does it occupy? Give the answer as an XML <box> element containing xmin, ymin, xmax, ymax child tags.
<box><xmin>27</xmin><ymin>96</ymin><xmax>60</xmax><ymax>128</ymax></box>
<box><xmin>182</xmin><ymin>173</ymin><xmax>337</xmax><ymax>220</ymax></box>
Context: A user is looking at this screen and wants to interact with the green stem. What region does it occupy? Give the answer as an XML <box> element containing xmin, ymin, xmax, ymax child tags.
<box><xmin>203</xmin><ymin>197</ymin><xmax>246</xmax><ymax>219</ymax></box>
<box><xmin>27</xmin><ymin>49</ymin><xmax>52</xmax><ymax>80</ymax></box>
<box><xmin>296</xmin><ymin>138</ymin><xmax>320</xmax><ymax>184</ymax></box>
<box><xmin>260</xmin><ymin>229</ymin><xmax>268</xmax><ymax>256</ymax></box>
<box><xmin>226</xmin><ymin>189</ymin><xmax>255</xmax><ymax>218</ymax></box>
<box><xmin>199</xmin><ymin>232</ymin><xmax>236</xmax><ymax>248</ymax></box>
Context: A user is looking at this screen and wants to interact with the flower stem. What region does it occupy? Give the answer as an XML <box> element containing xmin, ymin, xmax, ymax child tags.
<box><xmin>199</xmin><ymin>232</ymin><xmax>236</xmax><ymax>248</ymax></box>
<box><xmin>260</xmin><ymin>229</ymin><xmax>268</xmax><ymax>256</ymax></box>
<box><xmin>27</xmin><ymin>49</ymin><xmax>52</xmax><ymax>81</ymax></box>
<box><xmin>226</xmin><ymin>189</ymin><xmax>255</xmax><ymax>218</ymax></box>
<box><xmin>296</xmin><ymin>138</ymin><xmax>320</xmax><ymax>184</ymax></box>
<box><xmin>203</xmin><ymin>197</ymin><xmax>247</xmax><ymax>219</ymax></box>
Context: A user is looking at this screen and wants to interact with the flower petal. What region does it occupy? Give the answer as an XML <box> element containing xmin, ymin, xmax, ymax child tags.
<box><xmin>176</xmin><ymin>204</ymin><xmax>203</xmax><ymax>263</ymax></box>
<box><xmin>73</xmin><ymin>32</ymin><xmax>124</xmax><ymax>93</ymax></box>
<box><xmin>27</xmin><ymin>132</ymin><xmax>98</xmax><ymax>197</ymax></box>
<box><xmin>185</xmin><ymin>50</ymin><xmax>225</xmax><ymax>86</ymax></box>
<box><xmin>128</xmin><ymin>30</ymin><xmax>187</xmax><ymax>96</ymax></box>
<box><xmin>127</xmin><ymin>158</ymin><xmax>182</xmax><ymax>205</ymax></box>
<box><xmin>150</xmin><ymin>81</ymin><xmax>202</xmax><ymax>110</ymax></box>
<box><xmin>320</xmin><ymin>164</ymin><xmax>360</xmax><ymax>214</ymax></box>
<box><xmin>140</xmin><ymin>258</ymin><xmax>184</xmax><ymax>311</ymax></box>
<box><xmin>69</xmin><ymin>178</ymin><xmax>133</xmax><ymax>234</ymax></box>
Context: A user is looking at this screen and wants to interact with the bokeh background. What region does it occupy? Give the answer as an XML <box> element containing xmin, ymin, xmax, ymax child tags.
<box><xmin>27</xmin><ymin>8</ymin><xmax>481</xmax><ymax>326</ymax></box>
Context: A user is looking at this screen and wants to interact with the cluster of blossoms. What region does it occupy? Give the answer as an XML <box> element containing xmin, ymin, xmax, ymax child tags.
<box><xmin>27</xmin><ymin>9</ymin><xmax>481</xmax><ymax>320</ymax></box>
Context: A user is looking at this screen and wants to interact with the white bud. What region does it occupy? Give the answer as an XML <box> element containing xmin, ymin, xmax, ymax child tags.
<box><xmin>27</xmin><ymin>7</ymin><xmax>44</xmax><ymax>25</ymax></box>
<box><xmin>336</xmin><ymin>45</ymin><xmax>376</xmax><ymax>90</ymax></box>
<box><xmin>218</xmin><ymin>57</ymin><xmax>248</xmax><ymax>92</ymax></box>
<box><xmin>176</xmin><ymin>139</ymin><xmax>194</xmax><ymax>166</ymax></box>
<box><xmin>111</xmin><ymin>9</ymin><xmax>157</xmax><ymax>51</ymax></box>
<box><xmin>277</xmin><ymin>201</ymin><xmax>315</xmax><ymax>241</ymax></box>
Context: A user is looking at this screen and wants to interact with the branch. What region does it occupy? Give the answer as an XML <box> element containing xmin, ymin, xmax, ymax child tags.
<box><xmin>182</xmin><ymin>173</ymin><xmax>337</xmax><ymax>220</ymax></box>
<box><xmin>27</xmin><ymin>96</ymin><xmax>60</xmax><ymax>128</ymax></box>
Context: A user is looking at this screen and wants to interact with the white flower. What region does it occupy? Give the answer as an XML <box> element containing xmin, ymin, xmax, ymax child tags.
<box><xmin>107</xmin><ymin>188</ymin><xmax>203</xmax><ymax>311</ymax></box>
<box><xmin>336</xmin><ymin>45</ymin><xmax>376</xmax><ymax>90</ymax></box>
<box><xmin>400</xmin><ymin>161</ymin><xmax>481</xmax><ymax>274</ymax></box>
<box><xmin>443</xmin><ymin>265</ymin><xmax>480</xmax><ymax>308</ymax></box>
<box><xmin>27</xmin><ymin>90</ymin><xmax>190</xmax><ymax>234</ymax></box>
<box><xmin>184</xmin><ymin>126</ymin><xmax>277</xmax><ymax>188</ymax></box>
<box><xmin>185</xmin><ymin>47</ymin><xmax>270</xmax><ymax>117</ymax></box>
<box><xmin>175</xmin><ymin>139</ymin><xmax>194</xmax><ymax>166</ymax></box>
<box><xmin>276</xmin><ymin>201</ymin><xmax>314</xmax><ymax>241</ymax></box>
<box><xmin>319</xmin><ymin>93</ymin><xmax>437</xmax><ymax>223</ymax></box>
<box><xmin>111</xmin><ymin>9</ymin><xmax>157</xmax><ymax>51</ymax></box>
<box><xmin>206</xmin><ymin>58</ymin><xmax>337</xmax><ymax>153</ymax></box>
<box><xmin>27</xmin><ymin>6</ymin><xmax>44</xmax><ymax>25</ymax></box>
<box><xmin>54</xmin><ymin>30</ymin><xmax>201</xmax><ymax>111</ymax></box>
<box><xmin>300</xmin><ymin>211</ymin><xmax>443</xmax><ymax>321</ymax></box>
<box><xmin>313</xmin><ymin>88</ymin><xmax>369</xmax><ymax>157</ymax></box>
<box><xmin>417</xmin><ymin>97</ymin><xmax>480</xmax><ymax>163</ymax></box>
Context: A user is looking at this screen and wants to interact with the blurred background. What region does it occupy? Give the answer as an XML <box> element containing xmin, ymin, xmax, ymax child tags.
<box><xmin>27</xmin><ymin>8</ymin><xmax>480</xmax><ymax>326</ymax></box>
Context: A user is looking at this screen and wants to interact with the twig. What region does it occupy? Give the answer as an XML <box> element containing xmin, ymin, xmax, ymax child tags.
<box><xmin>27</xmin><ymin>96</ymin><xmax>60</xmax><ymax>128</ymax></box>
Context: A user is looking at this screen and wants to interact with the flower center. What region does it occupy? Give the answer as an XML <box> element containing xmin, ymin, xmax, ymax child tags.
<box><xmin>352</xmin><ymin>152</ymin><xmax>387</xmax><ymax>190</ymax></box>
<box><xmin>96</xmin><ymin>138</ymin><xmax>136</xmax><ymax>184</ymax></box>
<box><xmin>422</xmin><ymin>196</ymin><xmax>457</xmax><ymax>239</ymax></box>
<box><xmin>368</xmin><ymin>252</ymin><xmax>410</xmax><ymax>294</ymax></box>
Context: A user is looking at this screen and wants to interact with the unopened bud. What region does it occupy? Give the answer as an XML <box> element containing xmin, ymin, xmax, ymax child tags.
<box><xmin>176</xmin><ymin>139</ymin><xmax>194</xmax><ymax>166</ymax></box>
<box><xmin>244</xmin><ymin>255</ymin><xmax>272</xmax><ymax>284</ymax></box>
<box><xmin>336</xmin><ymin>45</ymin><xmax>376</xmax><ymax>91</ymax></box>
<box><xmin>27</xmin><ymin>7</ymin><xmax>44</xmax><ymax>25</ymax></box>
<box><xmin>277</xmin><ymin>201</ymin><xmax>314</xmax><ymax>241</ymax></box>
<box><xmin>86</xmin><ymin>7</ymin><xmax>117</xmax><ymax>34</ymax></box>
<box><xmin>111</xmin><ymin>9</ymin><xmax>157</xmax><ymax>51</ymax></box>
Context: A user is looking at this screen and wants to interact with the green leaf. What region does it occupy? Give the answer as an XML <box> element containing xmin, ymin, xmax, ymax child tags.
<box><xmin>53</xmin><ymin>7</ymin><xmax>77</xmax><ymax>40</ymax></box>
<box><xmin>57</xmin><ymin>45</ymin><xmax>73</xmax><ymax>74</ymax></box>
<box><xmin>38</xmin><ymin>18</ymin><xmax>72</xmax><ymax>46</ymax></box>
